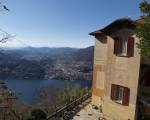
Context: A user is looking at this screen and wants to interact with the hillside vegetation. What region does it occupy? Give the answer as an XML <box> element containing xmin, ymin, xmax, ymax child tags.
<box><xmin>0</xmin><ymin>46</ymin><xmax>94</xmax><ymax>80</ymax></box>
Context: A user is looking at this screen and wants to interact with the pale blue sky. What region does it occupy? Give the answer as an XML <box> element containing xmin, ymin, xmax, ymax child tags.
<box><xmin>0</xmin><ymin>0</ymin><xmax>144</xmax><ymax>48</ymax></box>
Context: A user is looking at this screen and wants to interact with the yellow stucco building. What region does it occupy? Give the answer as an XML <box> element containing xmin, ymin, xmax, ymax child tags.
<box><xmin>89</xmin><ymin>18</ymin><xmax>141</xmax><ymax>120</ymax></box>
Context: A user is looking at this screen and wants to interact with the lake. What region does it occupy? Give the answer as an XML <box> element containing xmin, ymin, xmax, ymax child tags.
<box><xmin>3</xmin><ymin>79</ymin><xmax>92</xmax><ymax>104</ymax></box>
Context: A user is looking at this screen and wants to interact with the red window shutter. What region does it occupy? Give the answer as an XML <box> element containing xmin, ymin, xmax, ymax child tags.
<box><xmin>111</xmin><ymin>84</ymin><xmax>116</xmax><ymax>100</ymax></box>
<box><xmin>114</xmin><ymin>37</ymin><xmax>119</xmax><ymax>54</ymax></box>
<box><xmin>122</xmin><ymin>87</ymin><xmax>130</xmax><ymax>106</ymax></box>
<box><xmin>127</xmin><ymin>37</ymin><xmax>134</xmax><ymax>57</ymax></box>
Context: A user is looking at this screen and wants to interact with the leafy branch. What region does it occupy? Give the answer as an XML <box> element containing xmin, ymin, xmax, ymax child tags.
<box><xmin>137</xmin><ymin>0</ymin><xmax>150</xmax><ymax>58</ymax></box>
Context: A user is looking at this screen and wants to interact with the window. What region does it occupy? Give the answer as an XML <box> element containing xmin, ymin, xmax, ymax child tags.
<box><xmin>111</xmin><ymin>84</ymin><xmax>130</xmax><ymax>106</ymax></box>
<box><xmin>115</xmin><ymin>86</ymin><xmax>124</xmax><ymax>104</ymax></box>
<box><xmin>118</xmin><ymin>38</ymin><xmax>127</xmax><ymax>55</ymax></box>
<box><xmin>114</xmin><ymin>36</ymin><xmax>134</xmax><ymax>57</ymax></box>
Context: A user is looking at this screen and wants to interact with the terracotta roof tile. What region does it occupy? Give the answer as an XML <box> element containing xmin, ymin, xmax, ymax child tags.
<box><xmin>89</xmin><ymin>18</ymin><xmax>137</xmax><ymax>36</ymax></box>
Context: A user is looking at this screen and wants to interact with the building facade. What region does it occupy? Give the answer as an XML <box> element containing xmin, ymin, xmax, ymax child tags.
<box><xmin>90</xmin><ymin>18</ymin><xmax>141</xmax><ymax>120</ymax></box>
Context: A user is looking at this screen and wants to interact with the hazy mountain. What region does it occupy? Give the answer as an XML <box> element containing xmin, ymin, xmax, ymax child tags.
<box><xmin>0</xmin><ymin>46</ymin><xmax>94</xmax><ymax>80</ymax></box>
<box><xmin>73</xmin><ymin>46</ymin><xmax>94</xmax><ymax>61</ymax></box>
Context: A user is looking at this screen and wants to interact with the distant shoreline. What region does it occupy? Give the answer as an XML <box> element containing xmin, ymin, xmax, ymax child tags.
<box><xmin>1</xmin><ymin>78</ymin><xmax>92</xmax><ymax>81</ymax></box>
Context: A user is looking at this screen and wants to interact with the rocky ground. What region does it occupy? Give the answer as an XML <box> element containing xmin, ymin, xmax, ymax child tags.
<box><xmin>72</xmin><ymin>100</ymin><xmax>113</xmax><ymax>120</ymax></box>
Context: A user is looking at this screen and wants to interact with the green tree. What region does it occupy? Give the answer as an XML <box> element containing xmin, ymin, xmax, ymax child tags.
<box><xmin>137</xmin><ymin>0</ymin><xmax>150</xmax><ymax>58</ymax></box>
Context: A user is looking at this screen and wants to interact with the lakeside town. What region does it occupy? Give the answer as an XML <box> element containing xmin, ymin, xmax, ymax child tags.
<box><xmin>0</xmin><ymin>47</ymin><xmax>93</xmax><ymax>80</ymax></box>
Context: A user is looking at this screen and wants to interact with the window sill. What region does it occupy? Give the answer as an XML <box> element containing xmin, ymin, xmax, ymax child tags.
<box><xmin>116</xmin><ymin>53</ymin><xmax>128</xmax><ymax>57</ymax></box>
<box><xmin>115</xmin><ymin>53</ymin><xmax>134</xmax><ymax>57</ymax></box>
<box><xmin>115</xmin><ymin>100</ymin><xmax>123</xmax><ymax>105</ymax></box>
<box><xmin>112</xmin><ymin>100</ymin><xmax>129</xmax><ymax>106</ymax></box>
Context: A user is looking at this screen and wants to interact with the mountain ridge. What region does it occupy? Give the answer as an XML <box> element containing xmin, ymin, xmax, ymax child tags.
<box><xmin>0</xmin><ymin>46</ymin><xmax>94</xmax><ymax>80</ymax></box>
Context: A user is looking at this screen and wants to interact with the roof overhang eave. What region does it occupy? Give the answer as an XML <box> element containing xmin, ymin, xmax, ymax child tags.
<box><xmin>89</xmin><ymin>31</ymin><xmax>105</xmax><ymax>36</ymax></box>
